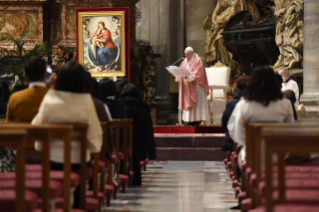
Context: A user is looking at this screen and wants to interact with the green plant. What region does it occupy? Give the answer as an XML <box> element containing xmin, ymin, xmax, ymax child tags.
<box><xmin>0</xmin><ymin>31</ymin><xmax>52</xmax><ymax>82</ymax></box>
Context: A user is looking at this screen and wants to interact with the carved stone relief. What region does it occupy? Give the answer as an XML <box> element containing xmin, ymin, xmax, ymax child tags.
<box><xmin>0</xmin><ymin>5</ymin><xmax>44</xmax><ymax>49</ymax></box>
<box><xmin>205</xmin><ymin>0</ymin><xmax>304</xmax><ymax>77</ymax></box>
<box><xmin>203</xmin><ymin>0</ymin><xmax>246</xmax><ymax>77</ymax></box>
<box><xmin>130</xmin><ymin>40</ymin><xmax>159</xmax><ymax>107</ymax></box>
<box><xmin>271</xmin><ymin>0</ymin><xmax>304</xmax><ymax>73</ymax></box>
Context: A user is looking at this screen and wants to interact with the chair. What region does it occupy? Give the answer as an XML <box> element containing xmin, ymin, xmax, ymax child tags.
<box><xmin>205</xmin><ymin>67</ymin><xmax>230</xmax><ymax>125</ymax></box>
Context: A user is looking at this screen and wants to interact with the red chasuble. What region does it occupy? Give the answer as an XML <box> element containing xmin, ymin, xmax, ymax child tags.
<box><xmin>179</xmin><ymin>55</ymin><xmax>210</xmax><ymax>110</ymax></box>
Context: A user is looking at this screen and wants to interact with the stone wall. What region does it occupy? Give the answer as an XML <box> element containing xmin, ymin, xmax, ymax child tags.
<box><xmin>136</xmin><ymin>0</ymin><xmax>217</xmax><ymax>97</ymax></box>
<box><xmin>136</xmin><ymin>0</ymin><xmax>184</xmax><ymax>97</ymax></box>
<box><xmin>186</xmin><ymin>0</ymin><xmax>217</xmax><ymax>62</ymax></box>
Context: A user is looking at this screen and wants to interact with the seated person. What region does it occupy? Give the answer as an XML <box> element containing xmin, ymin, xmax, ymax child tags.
<box><xmin>6</xmin><ymin>57</ymin><xmax>49</xmax><ymax>122</ymax></box>
<box><xmin>99</xmin><ymin>78</ymin><xmax>127</xmax><ymax>119</ymax></box>
<box><xmin>283</xmin><ymin>90</ymin><xmax>308</xmax><ymax>119</ymax></box>
<box><xmin>119</xmin><ymin>84</ymin><xmax>156</xmax><ymax>185</ymax></box>
<box><xmin>0</xmin><ymin>84</ymin><xmax>7</xmax><ymax>119</ymax></box>
<box><xmin>32</xmin><ymin>61</ymin><xmax>102</xmax><ymax>208</ymax></box>
<box><xmin>221</xmin><ymin>76</ymin><xmax>249</xmax><ymax>153</ymax></box>
<box><xmin>85</xmin><ymin>72</ymin><xmax>114</xmax><ymax>159</ymax></box>
<box><xmin>0</xmin><ymin>79</ymin><xmax>10</xmax><ymax>102</ymax></box>
<box><xmin>228</xmin><ymin>66</ymin><xmax>294</xmax><ymax>148</ymax></box>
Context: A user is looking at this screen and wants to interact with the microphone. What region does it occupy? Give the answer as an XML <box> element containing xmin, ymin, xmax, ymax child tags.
<box><xmin>170</xmin><ymin>57</ymin><xmax>185</xmax><ymax>66</ymax></box>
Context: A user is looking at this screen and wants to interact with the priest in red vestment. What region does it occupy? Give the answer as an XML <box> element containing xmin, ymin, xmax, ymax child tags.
<box><xmin>178</xmin><ymin>47</ymin><xmax>210</xmax><ymax>125</ymax></box>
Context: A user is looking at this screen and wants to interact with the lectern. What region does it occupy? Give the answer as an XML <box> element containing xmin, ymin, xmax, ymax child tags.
<box><xmin>166</xmin><ymin>66</ymin><xmax>191</xmax><ymax>125</ymax></box>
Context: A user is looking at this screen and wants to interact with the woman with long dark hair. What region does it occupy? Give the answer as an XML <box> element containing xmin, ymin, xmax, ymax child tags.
<box><xmin>228</xmin><ymin>66</ymin><xmax>294</xmax><ymax>147</ymax></box>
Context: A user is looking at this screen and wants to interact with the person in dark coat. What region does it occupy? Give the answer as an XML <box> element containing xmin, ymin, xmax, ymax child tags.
<box><xmin>115</xmin><ymin>78</ymin><xmax>127</xmax><ymax>96</ymax></box>
<box><xmin>0</xmin><ymin>79</ymin><xmax>10</xmax><ymax>102</ymax></box>
<box><xmin>119</xmin><ymin>84</ymin><xmax>156</xmax><ymax>185</ymax></box>
<box><xmin>221</xmin><ymin>76</ymin><xmax>249</xmax><ymax>152</ymax></box>
<box><xmin>99</xmin><ymin>78</ymin><xmax>127</xmax><ymax>119</ymax></box>
<box><xmin>0</xmin><ymin>85</ymin><xmax>7</xmax><ymax>119</ymax></box>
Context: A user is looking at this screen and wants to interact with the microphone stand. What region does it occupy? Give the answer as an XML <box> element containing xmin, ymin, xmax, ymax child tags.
<box><xmin>170</xmin><ymin>57</ymin><xmax>185</xmax><ymax>66</ymax></box>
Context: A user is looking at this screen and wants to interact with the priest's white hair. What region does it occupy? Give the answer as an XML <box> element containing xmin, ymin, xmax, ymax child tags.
<box><xmin>185</xmin><ymin>47</ymin><xmax>194</xmax><ymax>52</ymax></box>
<box><xmin>278</xmin><ymin>67</ymin><xmax>289</xmax><ymax>76</ymax></box>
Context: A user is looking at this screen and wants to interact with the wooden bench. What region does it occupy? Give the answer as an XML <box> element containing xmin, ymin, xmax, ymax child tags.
<box><xmin>262</xmin><ymin>127</ymin><xmax>319</xmax><ymax>212</ymax></box>
<box><xmin>0</xmin><ymin>129</ymin><xmax>27</xmax><ymax>212</ymax></box>
<box><xmin>0</xmin><ymin>123</ymin><xmax>74</xmax><ymax>212</ymax></box>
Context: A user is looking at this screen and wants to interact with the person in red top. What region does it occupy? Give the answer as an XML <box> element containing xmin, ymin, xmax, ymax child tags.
<box><xmin>88</xmin><ymin>21</ymin><xmax>118</xmax><ymax>71</ymax></box>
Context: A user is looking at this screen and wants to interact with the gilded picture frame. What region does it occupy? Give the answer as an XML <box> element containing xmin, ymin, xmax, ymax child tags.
<box><xmin>76</xmin><ymin>9</ymin><xmax>126</xmax><ymax>77</ymax></box>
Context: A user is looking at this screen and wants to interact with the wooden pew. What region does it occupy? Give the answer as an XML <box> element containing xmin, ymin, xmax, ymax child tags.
<box><xmin>0</xmin><ymin>124</ymin><xmax>52</xmax><ymax>212</ymax></box>
<box><xmin>98</xmin><ymin>121</ymin><xmax>115</xmax><ymax>206</ymax></box>
<box><xmin>246</xmin><ymin>122</ymin><xmax>319</xmax><ymax>209</ymax></box>
<box><xmin>69</xmin><ymin>124</ymin><xmax>90</xmax><ymax>210</ymax></box>
<box><xmin>247</xmin><ymin>122</ymin><xmax>319</xmax><ymax>207</ymax></box>
<box><xmin>0</xmin><ymin>129</ymin><xmax>27</xmax><ymax>211</ymax></box>
<box><xmin>110</xmin><ymin>119</ymin><xmax>120</xmax><ymax>199</ymax></box>
<box><xmin>118</xmin><ymin>119</ymin><xmax>131</xmax><ymax>193</ymax></box>
<box><xmin>50</xmin><ymin>124</ymin><xmax>73</xmax><ymax>212</ymax></box>
<box><xmin>128</xmin><ymin>119</ymin><xmax>133</xmax><ymax>187</ymax></box>
<box><xmin>0</xmin><ymin>123</ymin><xmax>74</xmax><ymax>212</ymax></box>
<box><xmin>106</xmin><ymin>119</ymin><xmax>116</xmax><ymax>201</ymax></box>
<box><xmin>261</xmin><ymin>127</ymin><xmax>319</xmax><ymax>212</ymax></box>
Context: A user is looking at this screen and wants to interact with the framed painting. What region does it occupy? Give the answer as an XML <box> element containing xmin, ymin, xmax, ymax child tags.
<box><xmin>76</xmin><ymin>8</ymin><xmax>130</xmax><ymax>78</ymax></box>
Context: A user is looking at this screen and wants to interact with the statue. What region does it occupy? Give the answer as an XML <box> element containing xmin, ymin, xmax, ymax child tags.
<box><xmin>271</xmin><ymin>0</ymin><xmax>304</xmax><ymax>72</ymax></box>
<box><xmin>203</xmin><ymin>0</ymin><xmax>246</xmax><ymax>77</ymax></box>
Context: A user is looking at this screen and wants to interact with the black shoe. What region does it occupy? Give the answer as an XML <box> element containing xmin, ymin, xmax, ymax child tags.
<box><xmin>229</xmin><ymin>204</ymin><xmax>241</xmax><ymax>210</ymax></box>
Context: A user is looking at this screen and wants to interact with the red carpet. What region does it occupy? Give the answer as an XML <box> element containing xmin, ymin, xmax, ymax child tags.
<box><xmin>153</xmin><ymin>126</ymin><xmax>225</xmax><ymax>134</ymax></box>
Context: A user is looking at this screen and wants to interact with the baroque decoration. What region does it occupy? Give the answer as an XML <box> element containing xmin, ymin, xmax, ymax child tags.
<box><xmin>130</xmin><ymin>40</ymin><xmax>160</xmax><ymax>107</ymax></box>
<box><xmin>204</xmin><ymin>0</ymin><xmax>304</xmax><ymax>76</ymax></box>
<box><xmin>203</xmin><ymin>0</ymin><xmax>246</xmax><ymax>77</ymax></box>
<box><xmin>271</xmin><ymin>0</ymin><xmax>304</xmax><ymax>72</ymax></box>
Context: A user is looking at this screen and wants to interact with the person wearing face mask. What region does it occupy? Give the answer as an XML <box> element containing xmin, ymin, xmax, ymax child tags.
<box><xmin>278</xmin><ymin>67</ymin><xmax>300</xmax><ymax>105</ymax></box>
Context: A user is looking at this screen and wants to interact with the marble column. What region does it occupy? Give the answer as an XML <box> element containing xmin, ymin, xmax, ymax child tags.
<box><xmin>301</xmin><ymin>0</ymin><xmax>319</xmax><ymax>117</ymax></box>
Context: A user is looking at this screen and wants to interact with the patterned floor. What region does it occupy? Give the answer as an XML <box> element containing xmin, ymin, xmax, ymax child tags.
<box><xmin>102</xmin><ymin>161</ymin><xmax>240</xmax><ymax>212</ymax></box>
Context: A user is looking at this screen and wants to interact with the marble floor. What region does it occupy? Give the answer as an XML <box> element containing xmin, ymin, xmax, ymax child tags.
<box><xmin>102</xmin><ymin>161</ymin><xmax>240</xmax><ymax>212</ymax></box>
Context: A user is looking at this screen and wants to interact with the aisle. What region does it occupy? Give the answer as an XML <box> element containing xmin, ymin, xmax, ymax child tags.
<box><xmin>103</xmin><ymin>161</ymin><xmax>239</xmax><ymax>212</ymax></box>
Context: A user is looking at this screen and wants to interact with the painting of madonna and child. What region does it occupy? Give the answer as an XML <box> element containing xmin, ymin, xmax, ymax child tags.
<box><xmin>77</xmin><ymin>11</ymin><xmax>126</xmax><ymax>77</ymax></box>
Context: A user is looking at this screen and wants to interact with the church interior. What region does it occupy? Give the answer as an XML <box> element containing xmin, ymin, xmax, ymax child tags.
<box><xmin>0</xmin><ymin>0</ymin><xmax>319</xmax><ymax>211</ymax></box>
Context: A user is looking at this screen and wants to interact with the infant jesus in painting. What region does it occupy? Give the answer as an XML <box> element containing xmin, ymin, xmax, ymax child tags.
<box><xmin>93</xmin><ymin>29</ymin><xmax>104</xmax><ymax>48</ymax></box>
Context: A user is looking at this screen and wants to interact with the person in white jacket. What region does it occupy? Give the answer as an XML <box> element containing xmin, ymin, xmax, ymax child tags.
<box><xmin>32</xmin><ymin>61</ymin><xmax>102</xmax><ymax>208</ymax></box>
<box><xmin>227</xmin><ymin>66</ymin><xmax>294</xmax><ymax>148</ymax></box>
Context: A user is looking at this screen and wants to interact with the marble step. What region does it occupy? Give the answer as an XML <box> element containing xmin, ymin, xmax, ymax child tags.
<box><xmin>155</xmin><ymin>147</ymin><xmax>225</xmax><ymax>161</ymax></box>
<box><xmin>155</xmin><ymin>134</ymin><xmax>224</xmax><ymax>148</ymax></box>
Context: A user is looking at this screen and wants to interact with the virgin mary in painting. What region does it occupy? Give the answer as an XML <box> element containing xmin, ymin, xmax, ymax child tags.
<box><xmin>88</xmin><ymin>21</ymin><xmax>118</xmax><ymax>72</ymax></box>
